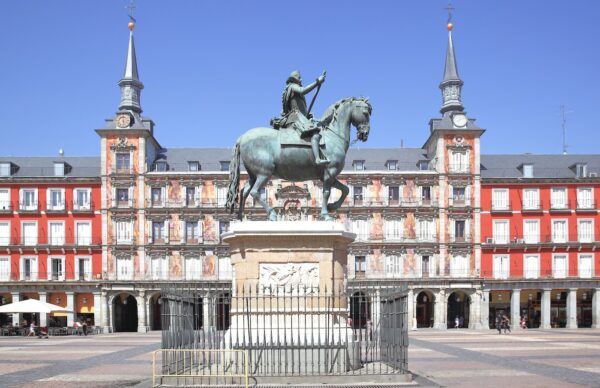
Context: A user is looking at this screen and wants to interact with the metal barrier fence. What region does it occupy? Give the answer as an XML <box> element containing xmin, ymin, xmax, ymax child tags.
<box><xmin>160</xmin><ymin>283</ymin><xmax>408</xmax><ymax>384</ymax></box>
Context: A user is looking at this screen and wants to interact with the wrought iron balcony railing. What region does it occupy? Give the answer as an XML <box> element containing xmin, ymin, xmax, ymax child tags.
<box><xmin>483</xmin><ymin>234</ymin><xmax>598</xmax><ymax>245</ymax></box>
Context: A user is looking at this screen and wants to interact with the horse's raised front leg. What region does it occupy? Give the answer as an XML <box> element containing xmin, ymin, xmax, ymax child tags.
<box><xmin>250</xmin><ymin>174</ymin><xmax>277</xmax><ymax>221</ymax></box>
<box><xmin>327</xmin><ymin>178</ymin><xmax>349</xmax><ymax>212</ymax></box>
<box><xmin>237</xmin><ymin>177</ymin><xmax>255</xmax><ymax>220</ymax></box>
<box><xmin>320</xmin><ymin>180</ymin><xmax>334</xmax><ymax>221</ymax></box>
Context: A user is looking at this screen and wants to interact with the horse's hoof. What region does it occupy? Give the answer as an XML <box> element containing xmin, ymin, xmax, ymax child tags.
<box><xmin>268</xmin><ymin>211</ymin><xmax>278</xmax><ymax>221</ymax></box>
<box><xmin>321</xmin><ymin>214</ymin><xmax>334</xmax><ymax>221</ymax></box>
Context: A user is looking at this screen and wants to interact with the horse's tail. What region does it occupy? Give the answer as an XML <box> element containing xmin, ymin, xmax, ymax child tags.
<box><xmin>225</xmin><ymin>141</ymin><xmax>241</xmax><ymax>214</ymax></box>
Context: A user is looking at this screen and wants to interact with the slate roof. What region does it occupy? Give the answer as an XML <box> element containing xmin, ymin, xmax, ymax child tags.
<box><xmin>0</xmin><ymin>157</ymin><xmax>100</xmax><ymax>178</ymax></box>
<box><xmin>481</xmin><ymin>154</ymin><xmax>600</xmax><ymax>179</ymax></box>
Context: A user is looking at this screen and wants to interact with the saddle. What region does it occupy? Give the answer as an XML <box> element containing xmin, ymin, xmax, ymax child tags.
<box><xmin>278</xmin><ymin>127</ymin><xmax>326</xmax><ymax>148</ymax></box>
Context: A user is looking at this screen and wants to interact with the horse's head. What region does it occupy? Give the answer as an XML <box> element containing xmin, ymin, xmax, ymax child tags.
<box><xmin>351</xmin><ymin>98</ymin><xmax>372</xmax><ymax>142</ymax></box>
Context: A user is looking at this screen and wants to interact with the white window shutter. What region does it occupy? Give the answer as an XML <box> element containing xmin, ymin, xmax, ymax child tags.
<box><xmin>180</xmin><ymin>220</ymin><xmax>185</xmax><ymax>243</ymax></box>
<box><xmin>148</xmin><ymin>221</ymin><xmax>153</xmax><ymax>243</ymax></box>
<box><xmin>449</xmin><ymin>185</ymin><xmax>454</xmax><ymax>206</ymax></box>
<box><xmin>161</xmin><ymin>187</ymin><xmax>166</xmax><ymax>207</ymax></box>
<box><xmin>197</xmin><ymin>220</ymin><xmax>202</xmax><ymax>243</ymax></box>
<box><xmin>19</xmin><ymin>189</ymin><xmax>23</xmax><ymax>207</ymax></box>
<box><xmin>449</xmin><ymin>219</ymin><xmax>455</xmax><ymax>241</ymax></box>
<box><xmin>128</xmin><ymin>187</ymin><xmax>133</xmax><ymax>207</ymax></box>
<box><xmin>46</xmin><ymin>188</ymin><xmax>50</xmax><ymax>209</ymax></box>
<box><xmin>180</xmin><ymin>186</ymin><xmax>185</xmax><ymax>206</ymax></box>
<box><xmin>465</xmin><ymin>220</ymin><xmax>470</xmax><ymax>241</ymax></box>
<box><xmin>164</xmin><ymin>220</ymin><xmax>169</xmax><ymax>243</ymax></box>
<box><xmin>34</xmin><ymin>189</ymin><xmax>38</xmax><ymax>207</ymax></box>
<box><xmin>111</xmin><ymin>187</ymin><xmax>116</xmax><ymax>207</ymax></box>
<box><xmin>196</xmin><ymin>185</ymin><xmax>201</xmax><ymax>206</ymax></box>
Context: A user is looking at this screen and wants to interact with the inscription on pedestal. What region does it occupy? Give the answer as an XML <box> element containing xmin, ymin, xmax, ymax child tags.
<box><xmin>259</xmin><ymin>263</ymin><xmax>319</xmax><ymax>295</ymax></box>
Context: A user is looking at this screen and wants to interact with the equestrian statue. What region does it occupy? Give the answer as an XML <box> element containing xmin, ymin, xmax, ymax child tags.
<box><xmin>226</xmin><ymin>70</ymin><xmax>372</xmax><ymax>221</ymax></box>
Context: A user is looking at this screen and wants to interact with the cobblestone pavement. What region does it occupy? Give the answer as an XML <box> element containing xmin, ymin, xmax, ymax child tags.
<box><xmin>2</xmin><ymin>329</ymin><xmax>600</xmax><ymax>387</ymax></box>
<box><xmin>409</xmin><ymin>328</ymin><xmax>600</xmax><ymax>388</ymax></box>
<box><xmin>0</xmin><ymin>331</ymin><xmax>161</xmax><ymax>388</ymax></box>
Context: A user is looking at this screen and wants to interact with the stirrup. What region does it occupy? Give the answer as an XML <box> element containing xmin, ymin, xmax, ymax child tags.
<box><xmin>316</xmin><ymin>158</ymin><xmax>330</xmax><ymax>166</ymax></box>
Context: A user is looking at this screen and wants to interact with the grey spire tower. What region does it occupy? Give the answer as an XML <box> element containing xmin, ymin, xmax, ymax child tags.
<box><xmin>439</xmin><ymin>23</ymin><xmax>464</xmax><ymax>115</ymax></box>
<box><xmin>118</xmin><ymin>23</ymin><xmax>144</xmax><ymax>113</ymax></box>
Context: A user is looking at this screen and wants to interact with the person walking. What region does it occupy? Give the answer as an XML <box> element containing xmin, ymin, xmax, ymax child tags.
<box><xmin>495</xmin><ymin>315</ymin><xmax>502</xmax><ymax>334</ymax></box>
<box><xmin>454</xmin><ymin>316</ymin><xmax>459</xmax><ymax>329</ymax></box>
<box><xmin>502</xmin><ymin>315</ymin><xmax>511</xmax><ymax>334</ymax></box>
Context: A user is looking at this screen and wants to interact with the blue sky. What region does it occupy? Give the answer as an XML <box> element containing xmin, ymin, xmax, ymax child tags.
<box><xmin>1</xmin><ymin>0</ymin><xmax>599</xmax><ymax>156</ymax></box>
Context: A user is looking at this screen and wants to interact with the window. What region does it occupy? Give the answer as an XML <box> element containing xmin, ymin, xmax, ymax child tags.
<box><xmin>48</xmin><ymin>222</ymin><xmax>64</xmax><ymax>245</ymax></box>
<box><xmin>116</xmin><ymin>256</ymin><xmax>133</xmax><ymax>280</ymax></box>
<box><xmin>576</xmin><ymin>163</ymin><xmax>588</xmax><ymax>178</ymax></box>
<box><xmin>353</xmin><ymin>160</ymin><xmax>365</xmax><ymax>171</ymax></box>
<box><xmin>418</xmin><ymin>161</ymin><xmax>429</xmax><ymax>171</ymax></box>
<box><xmin>450</xmin><ymin>255</ymin><xmax>468</xmax><ymax>277</ymax></box>
<box><xmin>220</xmin><ymin>161</ymin><xmax>230</xmax><ymax>171</ymax></box>
<box><xmin>151</xmin><ymin>221</ymin><xmax>167</xmax><ymax>243</ymax></box>
<box><xmin>49</xmin><ymin>257</ymin><xmax>64</xmax><ymax>281</ymax></box>
<box><xmin>218</xmin><ymin>256</ymin><xmax>233</xmax><ymax>279</ymax></box>
<box><xmin>0</xmin><ymin>188</ymin><xmax>10</xmax><ymax>210</ymax></box>
<box><xmin>577</xmin><ymin>188</ymin><xmax>593</xmax><ymax>209</ymax></box>
<box><xmin>492</xmin><ymin>189</ymin><xmax>509</xmax><ymax>210</ymax></box>
<box><xmin>185</xmin><ymin>221</ymin><xmax>202</xmax><ymax>243</ymax></box>
<box><xmin>217</xmin><ymin>186</ymin><xmax>228</xmax><ymax>206</ymax></box>
<box><xmin>76</xmin><ymin>222</ymin><xmax>92</xmax><ymax>245</ymax></box>
<box><xmin>492</xmin><ymin>220</ymin><xmax>509</xmax><ymax>244</ymax></box>
<box><xmin>75</xmin><ymin>257</ymin><xmax>91</xmax><ymax>281</ymax></box>
<box><xmin>116</xmin><ymin>153</ymin><xmax>130</xmax><ymax>172</ymax></box>
<box><xmin>21</xmin><ymin>257</ymin><xmax>37</xmax><ymax>280</ymax></box>
<box><xmin>184</xmin><ymin>256</ymin><xmax>202</xmax><ymax>280</ymax></box>
<box><xmin>452</xmin><ymin>186</ymin><xmax>466</xmax><ymax>205</ymax></box>
<box><xmin>185</xmin><ymin>186</ymin><xmax>198</xmax><ymax>207</ymax></box>
<box><xmin>354</xmin><ymin>256</ymin><xmax>366</xmax><ymax>278</ymax></box>
<box><xmin>450</xmin><ymin>151</ymin><xmax>468</xmax><ymax>173</ymax></box>
<box><xmin>54</xmin><ymin>162</ymin><xmax>65</xmax><ymax>176</ymax></box>
<box><xmin>21</xmin><ymin>221</ymin><xmax>37</xmax><ymax>245</ymax></box>
<box><xmin>552</xmin><ymin>220</ymin><xmax>568</xmax><ymax>243</ymax></box>
<box><xmin>219</xmin><ymin>220</ymin><xmax>230</xmax><ymax>238</ymax></box>
<box><xmin>47</xmin><ymin>189</ymin><xmax>65</xmax><ymax>210</ymax></box>
<box><xmin>0</xmin><ymin>222</ymin><xmax>10</xmax><ymax>245</ymax></box>
<box><xmin>353</xmin><ymin>186</ymin><xmax>364</xmax><ymax>206</ymax></box>
<box><xmin>453</xmin><ymin>220</ymin><xmax>466</xmax><ymax>242</ymax></box>
<box><xmin>115</xmin><ymin>221</ymin><xmax>133</xmax><ymax>244</ymax></box>
<box><xmin>388</xmin><ymin>186</ymin><xmax>399</xmax><ymax>205</ymax></box>
<box><xmin>579</xmin><ymin>254</ymin><xmax>593</xmax><ymax>278</ymax></box>
<box><xmin>0</xmin><ymin>162</ymin><xmax>10</xmax><ymax>176</ymax></box>
<box><xmin>154</xmin><ymin>161</ymin><xmax>168</xmax><ymax>172</ymax></box>
<box><xmin>151</xmin><ymin>187</ymin><xmax>165</xmax><ymax>207</ymax></box>
<box><xmin>524</xmin><ymin>255</ymin><xmax>540</xmax><ymax>279</ymax></box>
<box><xmin>352</xmin><ymin>219</ymin><xmax>370</xmax><ymax>241</ymax></box>
<box><xmin>421</xmin><ymin>256</ymin><xmax>430</xmax><ymax>278</ymax></box>
<box><xmin>522</xmin><ymin>164</ymin><xmax>534</xmax><ymax>178</ymax></box>
<box><xmin>384</xmin><ymin>219</ymin><xmax>403</xmax><ymax>241</ymax></box>
<box><xmin>523</xmin><ymin>219</ymin><xmax>540</xmax><ymax>244</ymax></box>
<box><xmin>493</xmin><ymin>255</ymin><xmax>509</xmax><ymax>279</ymax></box>
<box><xmin>578</xmin><ymin>219</ymin><xmax>593</xmax><ymax>243</ymax></box>
<box><xmin>188</xmin><ymin>161</ymin><xmax>200</xmax><ymax>171</ymax></box>
<box><xmin>387</xmin><ymin>160</ymin><xmax>397</xmax><ymax>171</ymax></box>
<box><xmin>0</xmin><ymin>257</ymin><xmax>9</xmax><ymax>281</ymax></box>
<box><xmin>20</xmin><ymin>189</ymin><xmax>37</xmax><ymax>210</ymax></box>
<box><xmin>73</xmin><ymin>188</ymin><xmax>91</xmax><ymax>210</ymax></box>
<box><xmin>385</xmin><ymin>255</ymin><xmax>402</xmax><ymax>277</ymax></box>
<box><xmin>420</xmin><ymin>186</ymin><xmax>432</xmax><ymax>205</ymax></box>
<box><xmin>550</xmin><ymin>188</ymin><xmax>568</xmax><ymax>209</ymax></box>
<box><xmin>150</xmin><ymin>256</ymin><xmax>168</xmax><ymax>280</ymax></box>
<box><xmin>417</xmin><ymin>219</ymin><xmax>435</xmax><ymax>241</ymax></box>
<box><xmin>553</xmin><ymin>254</ymin><xmax>567</xmax><ymax>278</ymax></box>
<box><xmin>522</xmin><ymin>188</ymin><xmax>540</xmax><ymax>210</ymax></box>
<box><xmin>116</xmin><ymin>188</ymin><xmax>130</xmax><ymax>207</ymax></box>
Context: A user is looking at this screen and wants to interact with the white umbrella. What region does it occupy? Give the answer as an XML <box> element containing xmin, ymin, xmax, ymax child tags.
<box><xmin>0</xmin><ymin>299</ymin><xmax>71</xmax><ymax>314</ymax></box>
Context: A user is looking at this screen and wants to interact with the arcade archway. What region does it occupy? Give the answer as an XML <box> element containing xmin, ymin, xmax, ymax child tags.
<box><xmin>447</xmin><ymin>291</ymin><xmax>470</xmax><ymax>328</ymax></box>
<box><xmin>216</xmin><ymin>293</ymin><xmax>230</xmax><ymax>331</ymax></box>
<box><xmin>149</xmin><ymin>293</ymin><xmax>162</xmax><ymax>331</ymax></box>
<box><xmin>415</xmin><ymin>290</ymin><xmax>434</xmax><ymax>328</ymax></box>
<box><xmin>349</xmin><ymin>291</ymin><xmax>371</xmax><ymax>329</ymax></box>
<box><xmin>113</xmin><ymin>293</ymin><xmax>138</xmax><ymax>332</ymax></box>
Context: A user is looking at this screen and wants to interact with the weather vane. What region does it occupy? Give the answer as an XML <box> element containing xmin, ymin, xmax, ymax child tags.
<box><xmin>444</xmin><ymin>1</ymin><xmax>455</xmax><ymax>24</ymax></box>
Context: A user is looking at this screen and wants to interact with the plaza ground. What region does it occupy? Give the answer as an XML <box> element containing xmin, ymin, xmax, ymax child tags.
<box><xmin>1</xmin><ymin>330</ymin><xmax>600</xmax><ymax>387</ymax></box>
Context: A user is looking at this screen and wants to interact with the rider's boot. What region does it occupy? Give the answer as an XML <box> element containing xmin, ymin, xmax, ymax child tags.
<box><xmin>311</xmin><ymin>134</ymin><xmax>330</xmax><ymax>166</ymax></box>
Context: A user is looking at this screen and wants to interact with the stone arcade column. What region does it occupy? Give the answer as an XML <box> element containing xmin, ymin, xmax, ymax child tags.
<box><xmin>93</xmin><ymin>292</ymin><xmax>102</xmax><ymax>328</ymax></box>
<box><xmin>433</xmin><ymin>289</ymin><xmax>447</xmax><ymax>330</ymax></box>
<box><xmin>66</xmin><ymin>292</ymin><xmax>75</xmax><ymax>327</ymax></box>
<box><xmin>11</xmin><ymin>292</ymin><xmax>20</xmax><ymax>326</ymax></box>
<box><xmin>540</xmin><ymin>289</ymin><xmax>552</xmax><ymax>329</ymax></box>
<box><xmin>468</xmin><ymin>291</ymin><xmax>482</xmax><ymax>329</ymax></box>
<box><xmin>480</xmin><ymin>290</ymin><xmax>490</xmax><ymax>330</ymax></box>
<box><xmin>510</xmin><ymin>289</ymin><xmax>521</xmax><ymax>330</ymax></box>
<box><xmin>101</xmin><ymin>291</ymin><xmax>111</xmax><ymax>333</ymax></box>
<box><xmin>407</xmin><ymin>289</ymin><xmax>415</xmax><ymax>330</ymax></box>
<box><xmin>39</xmin><ymin>292</ymin><xmax>47</xmax><ymax>327</ymax></box>
<box><xmin>566</xmin><ymin>288</ymin><xmax>578</xmax><ymax>329</ymax></box>
<box><xmin>592</xmin><ymin>288</ymin><xmax>600</xmax><ymax>329</ymax></box>
<box><xmin>137</xmin><ymin>291</ymin><xmax>148</xmax><ymax>333</ymax></box>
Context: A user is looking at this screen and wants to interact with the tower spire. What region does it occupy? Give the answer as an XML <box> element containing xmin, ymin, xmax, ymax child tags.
<box><xmin>118</xmin><ymin>6</ymin><xmax>143</xmax><ymax>113</ymax></box>
<box><xmin>439</xmin><ymin>8</ymin><xmax>464</xmax><ymax>115</ymax></box>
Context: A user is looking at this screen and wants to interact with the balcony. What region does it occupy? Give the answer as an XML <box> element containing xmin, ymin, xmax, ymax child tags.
<box><xmin>105</xmin><ymin>269</ymin><xmax>232</xmax><ymax>282</ymax></box>
<box><xmin>449</xmin><ymin>196</ymin><xmax>471</xmax><ymax>208</ymax></box>
<box><xmin>343</xmin><ymin>196</ymin><xmax>437</xmax><ymax>208</ymax></box>
<box><xmin>450</xmin><ymin>235</ymin><xmax>472</xmax><ymax>243</ymax></box>
<box><xmin>521</xmin><ymin>200</ymin><xmax>543</xmax><ymax>213</ymax></box>
<box><xmin>0</xmin><ymin>271</ymin><xmax>99</xmax><ymax>282</ymax></box>
<box><xmin>72</xmin><ymin>201</ymin><xmax>95</xmax><ymax>213</ymax></box>
<box><xmin>448</xmin><ymin>164</ymin><xmax>470</xmax><ymax>174</ymax></box>
<box><xmin>18</xmin><ymin>201</ymin><xmax>39</xmax><ymax>213</ymax></box>
<box><xmin>483</xmin><ymin>234</ymin><xmax>598</xmax><ymax>246</ymax></box>
<box><xmin>479</xmin><ymin>269</ymin><xmax>595</xmax><ymax>280</ymax></box>
<box><xmin>0</xmin><ymin>200</ymin><xmax>11</xmax><ymax>213</ymax></box>
<box><xmin>549</xmin><ymin>200</ymin><xmax>572</xmax><ymax>213</ymax></box>
<box><xmin>5</xmin><ymin>235</ymin><xmax>101</xmax><ymax>247</ymax></box>
<box><xmin>46</xmin><ymin>201</ymin><xmax>66</xmax><ymax>213</ymax></box>
<box><xmin>490</xmin><ymin>200</ymin><xmax>512</xmax><ymax>213</ymax></box>
<box><xmin>576</xmin><ymin>200</ymin><xmax>597</xmax><ymax>213</ymax></box>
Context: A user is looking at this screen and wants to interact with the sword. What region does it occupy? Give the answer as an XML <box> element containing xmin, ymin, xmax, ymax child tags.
<box><xmin>307</xmin><ymin>70</ymin><xmax>326</xmax><ymax>116</ymax></box>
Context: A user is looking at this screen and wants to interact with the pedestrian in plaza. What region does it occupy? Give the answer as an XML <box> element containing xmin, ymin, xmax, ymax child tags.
<box><xmin>502</xmin><ymin>315</ymin><xmax>511</xmax><ymax>334</ymax></box>
<box><xmin>82</xmin><ymin>320</ymin><xmax>88</xmax><ymax>336</ymax></box>
<box><xmin>459</xmin><ymin>316</ymin><xmax>464</xmax><ymax>328</ymax></box>
<box><xmin>28</xmin><ymin>321</ymin><xmax>36</xmax><ymax>337</ymax></box>
<box><xmin>495</xmin><ymin>315</ymin><xmax>502</xmax><ymax>334</ymax></box>
<box><xmin>520</xmin><ymin>316</ymin><xmax>527</xmax><ymax>329</ymax></box>
<box><xmin>454</xmin><ymin>316</ymin><xmax>459</xmax><ymax>329</ymax></box>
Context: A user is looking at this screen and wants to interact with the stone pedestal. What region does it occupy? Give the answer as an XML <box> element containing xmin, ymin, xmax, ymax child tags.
<box><xmin>222</xmin><ymin>221</ymin><xmax>357</xmax><ymax>371</ymax></box>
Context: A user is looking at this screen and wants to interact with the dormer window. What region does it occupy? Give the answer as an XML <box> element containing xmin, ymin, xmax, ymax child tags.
<box><xmin>54</xmin><ymin>162</ymin><xmax>65</xmax><ymax>176</ymax></box>
<box><xmin>418</xmin><ymin>161</ymin><xmax>429</xmax><ymax>171</ymax></box>
<box><xmin>353</xmin><ymin>160</ymin><xmax>365</xmax><ymax>171</ymax></box>
<box><xmin>220</xmin><ymin>161</ymin><xmax>230</xmax><ymax>171</ymax></box>
<box><xmin>0</xmin><ymin>162</ymin><xmax>11</xmax><ymax>176</ymax></box>
<box><xmin>522</xmin><ymin>164</ymin><xmax>534</xmax><ymax>178</ymax></box>
<box><xmin>154</xmin><ymin>161</ymin><xmax>168</xmax><ymax>172</ymax></box>
<box><xmin>188</xmin><ymin>161</ymin><xmax>200</xmax><ymax>171</ymax></box>
<box><xmin>575</xmin><ymin>163</ymin><xmax>587</xmax><ymax>178</ymax></box>
<box><xmin>386</xmin><ymin>160</ymin><xmax>398</xmax><ymax>171</ymax></box>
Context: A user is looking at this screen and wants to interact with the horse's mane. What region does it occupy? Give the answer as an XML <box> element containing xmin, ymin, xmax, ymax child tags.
<box><xmin>320</xmin><ymin>97</ymin><xmax>372</xmax><ymax>128</ymax></box>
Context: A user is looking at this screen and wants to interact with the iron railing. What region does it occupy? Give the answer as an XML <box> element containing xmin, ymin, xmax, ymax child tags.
<box><xmin>160</xmin><ymin>283</ymin><xmax>408</xmax><ymax>382</ymax></box>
